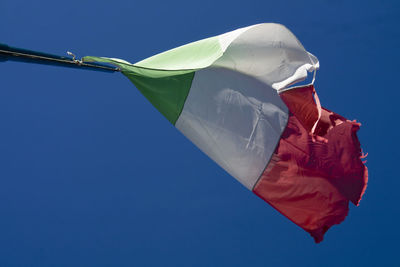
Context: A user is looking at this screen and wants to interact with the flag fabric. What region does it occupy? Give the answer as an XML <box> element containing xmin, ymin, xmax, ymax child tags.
<box><xmin>83</xmin><ymin>23</ymin><xmax>367</xmax><ymax>242</ymax></box>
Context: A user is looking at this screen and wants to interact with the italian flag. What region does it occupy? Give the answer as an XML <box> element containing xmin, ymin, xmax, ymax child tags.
<box><xmin>84</xmin><ymin>23</ymin><xmax>368</xmax><ymax>243</ymax></box>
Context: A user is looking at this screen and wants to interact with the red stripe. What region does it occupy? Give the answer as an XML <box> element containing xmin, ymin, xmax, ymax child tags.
<box><xmin>253</xmin><ymin>85</ymin><xmax>368</xmax><ymax>243</ymax></box>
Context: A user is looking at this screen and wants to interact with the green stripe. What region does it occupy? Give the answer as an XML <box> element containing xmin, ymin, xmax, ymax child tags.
<box><xmin>135</xmin><ymin>36</ymin><xmax>222</xmax><ymax>70</ymax></box>
<box><xmin>83</xmin><ymin>37</ymin><xmax>223</xmax><ymax>124</ymax></box>
<box><xmin>124</xmin><ymin>69</ymin><xmax>194</xmax><ymax>125</ymax></box>
<box><xmin>83</xmin><ymin>57</ymin><xmax>194</xmax><ymax>124</ymax></box>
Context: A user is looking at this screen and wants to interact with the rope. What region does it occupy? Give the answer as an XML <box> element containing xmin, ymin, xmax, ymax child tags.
<box><xmin>310</xmin><ymin>85</ymin><xmax>322</xmax><ymax>135</ymax></box>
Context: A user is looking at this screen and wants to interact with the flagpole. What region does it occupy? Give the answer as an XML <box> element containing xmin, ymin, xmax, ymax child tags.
<box><xmin>0</xmin><ymin>43</ymin><xmax>120</xmax><ymax>73</ymax></box>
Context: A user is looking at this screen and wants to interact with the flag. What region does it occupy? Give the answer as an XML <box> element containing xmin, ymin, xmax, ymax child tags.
<box><xmin>83</xmin><ymin>23</ymin><xmax>368</xmax><ymax>242</ymax></box>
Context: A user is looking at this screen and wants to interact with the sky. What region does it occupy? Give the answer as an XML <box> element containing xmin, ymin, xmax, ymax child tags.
<box><xmin>1</xmin><ymin>0</ymin><xmax>399</xmax><ymax>266</ymax></box>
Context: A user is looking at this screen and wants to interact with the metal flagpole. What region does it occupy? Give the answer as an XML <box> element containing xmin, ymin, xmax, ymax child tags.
<box><xmin>0</xmin><ymin>43</ymin><xmax>120</xmax><ymax>73</ymax></box>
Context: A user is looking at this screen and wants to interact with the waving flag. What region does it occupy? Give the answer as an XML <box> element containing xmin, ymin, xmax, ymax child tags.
<box><xmin>84</xmin><ymin>23</ymin><xmax>367</xmax><ymax>242</ymax></box>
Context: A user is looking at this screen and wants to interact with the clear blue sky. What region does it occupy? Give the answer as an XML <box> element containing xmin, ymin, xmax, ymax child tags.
<box><xmin>1</xmin><ymin>0</ymin><xmax>399</xmax><ymax>266</ymax></box>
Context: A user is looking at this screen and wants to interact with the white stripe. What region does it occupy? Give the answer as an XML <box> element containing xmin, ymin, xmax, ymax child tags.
<box><xmin>175</xmin><ymin>24</ymin><xmax>318</xmax><ymax>189</ymax></box>
<box><xmin>176</xmin><ymin>67</ymin><xmax>288</xmax><ymax>189</ymax></box>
